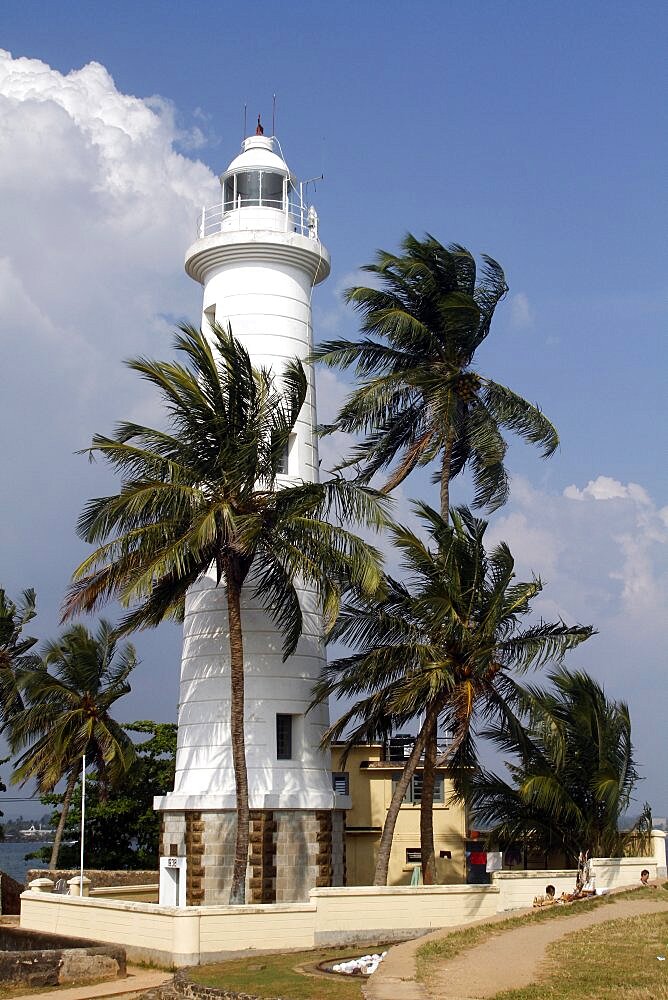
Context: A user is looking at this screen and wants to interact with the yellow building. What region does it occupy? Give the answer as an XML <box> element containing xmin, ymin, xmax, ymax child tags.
<box><xmin>331</xmin><ymin>740</ymin><xmax>468</xmax><ymax>886</ymax></box>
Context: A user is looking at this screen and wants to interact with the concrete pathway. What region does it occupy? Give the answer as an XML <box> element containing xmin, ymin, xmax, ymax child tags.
<box><xmin>365</xmin><ymin>892</ymin><xmax>668</xmax><ymax>1000</ymax></box>
<box><xmin>10</xmin><ymin>966</ymin><xmax>173</xmax><ymax>1000</ymax></box>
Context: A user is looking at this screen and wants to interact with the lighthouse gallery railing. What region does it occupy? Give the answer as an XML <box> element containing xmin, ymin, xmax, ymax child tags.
<box><xmin>196</xmin><ymin>201</ymin><xmax>318</xmax><ymax>240</ymax></box>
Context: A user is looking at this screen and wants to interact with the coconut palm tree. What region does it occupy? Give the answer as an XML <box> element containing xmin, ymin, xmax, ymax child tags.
<box><xmin>312</xmin><ymin>234</ymin><xmax>560</xmax><ymax>879</ymax></box>
<box><xmin>8</xmin><ymin>619</ymin><xmax>136</xmax><ymax>869</ymax></box>
<box><xmin>312</xmin><ymin>234</ymin><xmax>558</xmax><ymax>513</ymax></box>
<box><xmin>470</xmin><ymin>668</ymin><xmax>643</xmax><ymax>861</ymax></box>
<box><xmin>0</xmin><ymin>587</ymin><xmax>41</xmax><ymax>723</ymax></box>
<box><xmin>63</xmin><ymin>323</ymin><xmax>386</xmax><ymax>904</ymax></box>
<box><xmin>314</xmin><ymin>505</ymin><xmax>594</xmax><ymax>885</ymax></box>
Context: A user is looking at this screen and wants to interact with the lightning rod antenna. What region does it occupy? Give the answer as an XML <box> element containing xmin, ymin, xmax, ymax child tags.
<box><xmin>243</xmin><ymin>104</ymin><xmax>247</xmax><ymax>141</ymax></box>
<box><xmin>272</xmin><ymin>94</ymin><xmax>276</xmax><ymax>136</ymax></box>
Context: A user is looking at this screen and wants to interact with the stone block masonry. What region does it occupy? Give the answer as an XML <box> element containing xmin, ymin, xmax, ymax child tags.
<box><xmin>160</xmin><ymin>809</ymin><xmax>346</xmax><ymax>904</ymax></box>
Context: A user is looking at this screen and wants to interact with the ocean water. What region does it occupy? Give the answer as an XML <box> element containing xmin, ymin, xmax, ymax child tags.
<box><xmin>0</xmin><ymin>842</ymin><xmax>50</xmax><ymax>883</ymax></box>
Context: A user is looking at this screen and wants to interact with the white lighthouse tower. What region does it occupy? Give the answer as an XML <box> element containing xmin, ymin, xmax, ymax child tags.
<box><xmin>155</xmin><ymin>124</ymin><xmax>348</xmax><ymax>905</ymax></box>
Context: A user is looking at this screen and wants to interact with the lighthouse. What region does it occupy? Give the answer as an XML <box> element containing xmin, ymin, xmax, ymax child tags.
<box><xmin>154</xmin><ymin>126</ymin><xmax>348</xmax><ymax>905</ymax></box>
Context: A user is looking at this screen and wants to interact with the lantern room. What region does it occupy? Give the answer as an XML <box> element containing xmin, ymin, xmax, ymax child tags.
<box><xmin>222</xmin><ymin>135</ymin><xmax>288</xmax><ymax>211</ymax></box>
<box><xmin>196</xmin><ymin>132</ymin><xmax>318</xmax><ymax>240</ymax></box>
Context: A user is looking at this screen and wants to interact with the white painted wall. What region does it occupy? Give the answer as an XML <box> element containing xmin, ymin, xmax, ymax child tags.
<box><xmin>156</xmin><ymin>136</ymin><xmax>334</xmax><ymax>814</ymax></box>
<box><xmin>22</xmin><ymin>855</ymin><xmax>660</xmax><ymax>967</ymax></box>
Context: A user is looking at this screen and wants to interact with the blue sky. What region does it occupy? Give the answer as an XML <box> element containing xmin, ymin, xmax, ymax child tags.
<box><xmin>1</xmin><ymin>1</ymin><xmax>666</xmax><ymax>817</ymax></box>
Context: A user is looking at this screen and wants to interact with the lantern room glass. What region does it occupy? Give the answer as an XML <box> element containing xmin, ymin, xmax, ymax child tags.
<box><xmin>222</xmin><ymin>171</ymin><xmax>285</xmax><ymax>212</ymax></box>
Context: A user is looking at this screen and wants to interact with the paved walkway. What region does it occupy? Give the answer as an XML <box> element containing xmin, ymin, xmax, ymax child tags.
<box><xmin>365</xmin><ymin>892</ymin><xmax>668</xmax><ymax>1000</ymax></box>
<box><xmin>10</xmin><ymin>966</ymin><xmax>174</xmax><ymax>1000</ymax></box>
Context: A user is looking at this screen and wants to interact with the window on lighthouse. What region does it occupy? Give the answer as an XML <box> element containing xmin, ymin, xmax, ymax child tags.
<box><xmin>276</xmin><ymin>442</ymin><xmax>289</xmax><ymax>476</ymax></box>
<box><xmin>273</xmin><ymin>432</ymin><xmax>295</xmax><ymax>476</ymax></box>
<box><xmin>261</xmin><ymin>172</ymin><xmax>284</xmax><ymax>210</ymax></box>
<box><xmin>276</xmin><ymin>714</ymin><xmax>293</xmax><ymax>760</ymax></box>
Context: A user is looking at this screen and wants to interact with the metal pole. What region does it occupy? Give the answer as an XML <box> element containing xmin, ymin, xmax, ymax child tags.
<box><xmin>79</xmin><ymin>754</ymin><xmax>86</xmax><ymax>893</ymax></box>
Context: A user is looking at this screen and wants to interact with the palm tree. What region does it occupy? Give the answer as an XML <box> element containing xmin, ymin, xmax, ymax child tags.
<box><xmin>0</xmin><ymin>587</ymin><xmax>41</xmax><ymax>723</ymax></box>
<box><xmin>314</xmin><ymin>505</ymin><xmax>594</xmax><ymax>885</ymax></box>
<box><xmin>8</xmin><ymin>620</ymin><xmax>136</xmax><ymax>869</ymax></box>
<box><xmin>312</xmin><ymin>234</ymin><xmax>560</xmax><ymax>879</ymax></box>
<box><xmin>470</xmin><ymin>668</ymin><xmax>642</xmax><ymax>861</ymax></box>
<box><xmin>312</xmin><ymin>234</ymin><xmax>558</xmax><ymax>513</ymax></box>
<box><xmin>63</xmin><ymin>323</ymin><xmax>386</xmax><ymax>904</ymax></box>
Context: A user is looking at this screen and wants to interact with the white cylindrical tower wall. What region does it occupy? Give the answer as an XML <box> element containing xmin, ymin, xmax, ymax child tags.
<box><xmin>155</xmin><ymin>134</ymin><xmax>345</xmax><ymax>904</ymax></box>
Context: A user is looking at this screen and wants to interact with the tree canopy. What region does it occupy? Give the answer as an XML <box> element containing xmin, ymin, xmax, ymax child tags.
<box><xmin>470</xmin><ymin>668</ymin><xmax>646</xmax><ymax>860</ymax></box>
<box><xmin>314</xmin><ymin>504</ymin><xmax>595</xmax><ymax>883</ymax></box>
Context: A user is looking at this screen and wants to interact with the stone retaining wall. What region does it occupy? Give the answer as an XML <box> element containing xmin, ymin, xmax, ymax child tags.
<box><xmin>0</xmin><ymin>925</ymin><xmax>125</xmax><ymax>988</ymax></box>
<box><xmin>174</xmin><ymin>969</ymin><xmax>273</xmax><ymax>999</ymax></box>
<box><xmin>27</xmin><ymin>868</ymin><xmax>158</xmax><ymax>889</ymax></box>
<box><xmin>1</xmin><ymin>871</ymin><xmax>25</xmax><ymax>915</ymax></box>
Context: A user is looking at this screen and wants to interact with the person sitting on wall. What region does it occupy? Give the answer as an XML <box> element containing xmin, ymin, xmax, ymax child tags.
<box><xmin>640</xmin><ymin>869</ymin><xmax>657</xmax><ymax>887</ymax></box>
<box><xmin>533</xmin><ymin>885</ymin><xmax>559</xmax><ymax>908</ymax></box>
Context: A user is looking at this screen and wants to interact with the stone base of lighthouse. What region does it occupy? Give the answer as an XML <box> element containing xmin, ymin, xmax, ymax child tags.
<box><xmin>160</xmin><ymin>808</ymin><xmax>346</xmax><ymax>905</ymax></box>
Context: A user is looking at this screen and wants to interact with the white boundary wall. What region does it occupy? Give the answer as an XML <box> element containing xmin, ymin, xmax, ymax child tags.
<box><xmin>20</xmin><ymin>850</ymin><xmax>664</xmax><ymax>968</ymax></box>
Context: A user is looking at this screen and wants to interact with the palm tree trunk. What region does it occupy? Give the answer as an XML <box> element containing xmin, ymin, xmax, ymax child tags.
<box><xmin>420</xmin><ymin>712</ymin><xmax>438</xmax><ymax>884</ymax></box>
<box><xmin>439</xmin><ymin>431</ymin><xmax>455</xmax><ymax>523</ymax></box>
<box><xmin>416</xmin><ymin>438</ymin><xmax>455</xmax><ymax>886</ymax></box>
<box><xmin>48</xmin><ymin>769</ymin><xmax>79</xmax><ymax>870</ymax></box>
<box><xmin>373</xmin><ymin>702</ymin><xmax>439</xmax><ymax>886</ymax></box>
<box><xmin>226</xmin><ymin>573</ymin><xmax>250</xmax><ymax>905</ymax></box>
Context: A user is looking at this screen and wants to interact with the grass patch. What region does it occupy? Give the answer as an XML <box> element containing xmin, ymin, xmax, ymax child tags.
<box><xmin>416</xmin><ymin>885</ymin><xmax>668</xmax><ymax>983</ymax></box>
<box><xmin>492</xmin><ymin>910</ymin><xmax>668</xmax><ymax>999</ymax></box>
<box><xmin>417</xmin><ymin>893</ymin><xmax>613</xmax><ymax>976</ymax></box>
<box><xmin>190</xmin><ymin>944</ymin><xmax>381</xmax><ymax>999</ymax></box>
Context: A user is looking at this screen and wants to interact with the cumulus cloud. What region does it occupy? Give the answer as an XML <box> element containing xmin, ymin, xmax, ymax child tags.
<box><xmin>0</xmin><ymin>50</ymin><xmax>220</xmax><ymax>726</ymax></box>
<box><xmin>509</xmin><ymin>291</ymin><xmax>533</xmax><ymax>329</ymax></box>
<box><xmin>564</xmin><ymin>476</ymin><xmax>652</xmax><ymax>505</ymax></box>
<box><xmin>484</xmin><ymin>473</ymin><xmax>668</xmax><ymax>807</ymax></box>
<box><xmin>488</xmin><ymin>475</ymin><xmax>668</xmax><ymax>625</ymax></box>
<box><xmin>313</xmin><ymin>268</ymin><xmax>367</xmax><ymax>335</ymax></box>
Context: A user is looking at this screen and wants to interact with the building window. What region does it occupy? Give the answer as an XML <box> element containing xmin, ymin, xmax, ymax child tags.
<box><xmin>276</xmin><ymin>714</ymin><xmax>293</xmax><ymax>760</ymax></box>
<box><xmin>406</xmin><ymin>848</ymin><xmax>422</xmax><ymax>864</ymax></box>
<box><xmin>332</xmin><ymin>772</ymin><xmax>349</xmax><ymax>796</ymax></box>
<box><xmin>392</xmin><ymin>774</ymin><xmax>444</xmax><ymax>804</ymax></box>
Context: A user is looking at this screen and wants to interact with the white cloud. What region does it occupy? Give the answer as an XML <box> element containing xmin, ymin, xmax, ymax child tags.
<box><xmin>564</xmin><ymin>476</ymin><xmax>651</xmax><ymax>505</ymax></box>
<box><xmin>0</xmin><ymin>50</ymin><xmax>221</xmax><ymax>724</ymax></box>
<box><xmin>509</xmin><ymin>291</ymin><xmax>533</xmax><ymax>329</ymax></box>
<box><xmin>487</xmin><ymin>474</ymin><xmax>668</xmax><ymax>650</ymax></box>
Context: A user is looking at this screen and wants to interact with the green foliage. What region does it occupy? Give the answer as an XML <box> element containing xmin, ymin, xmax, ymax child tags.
<box><xmin>470</xmin><ymin>669</ymin><xmax>644</xmax><ymax>859</ymax></box>
<box><xmin>312</xmin><ymin>235</ymin><xmax>558</xmax><ymax>511</ymax></box>
<box><xmin>315</xmin><ymin>505</ymin><xmax>594</xmax><ymax>883</ymax></box>
<box><xmin>8</xmin><ymin>620</ymin><xmax>136</xmax><ymax>790</ymax></box>
<box><xmin>63</xmin><ymin>323</ymin><xmax>388</xmax><ymax>902</ymax></box>
<box><xmin>30</xmin><ymin>721</ymin><xmax>177</xmax><ymax>870</ymax></box>
<box><xmin>0</xmin><ymin>587</ymin><xmax>41</xmax><ymax>724</ymax></box>
<box><xmin>317</xmin><ymin>505</ymin><xmax>594</xmax><ymax>773</ymax></box>
<box><xmin>6</xmin><ymin>619</ymin><xmax>137</xmax><ymax>868</ymax></box>
<box><xmin>64</xmin><ymin>323</ymin><xmax>388</xmax><ymax>643</ymax></box>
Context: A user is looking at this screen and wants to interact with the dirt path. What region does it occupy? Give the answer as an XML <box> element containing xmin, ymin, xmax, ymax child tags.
<box><xmin>365</xmin><ymin>895</ymin><xmax>668</xmax><ymax>1000</ymax></box>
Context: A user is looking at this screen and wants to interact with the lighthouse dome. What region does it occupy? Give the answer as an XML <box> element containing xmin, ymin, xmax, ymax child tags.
<box><xmin>219</xmin><ymin>135</ymin><xmax>293</xmax><ymax>215</ymax></box>
<box><xmin>222</xmin><ymin>135</ymin><xmax>291</xmax><ymax>180</ymax></box>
